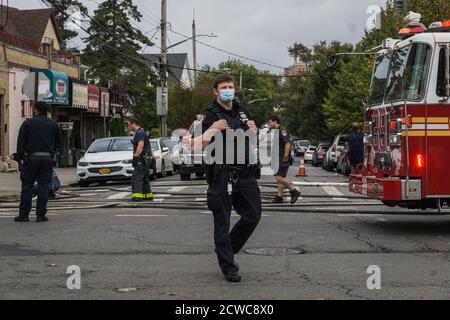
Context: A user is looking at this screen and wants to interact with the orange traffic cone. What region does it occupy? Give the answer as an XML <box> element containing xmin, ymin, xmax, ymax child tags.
<box><xmin>296</xmin><ymin>157</ymin><xmax>307</xmax><ymax>177</ymax></box>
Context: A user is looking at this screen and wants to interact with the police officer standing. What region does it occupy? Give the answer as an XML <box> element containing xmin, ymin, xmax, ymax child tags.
<box><xmin>267</xmin><ymin>115</ymin><xmax>301</xmax><ymax>204</ymax></box>
<box><xmin>128</xmin><ymin>119</ymin><xmax>153</xmax><ymax>202</ymax></box>
<box><xmin>346</xmin><ymin>122</ymin><xmax>364</xmax><ymax>171</ymax></box>
<box><xmin>15</xmin><ymin>101</ymin><xmax>61</xmax><ymax>223</ymax></box>
<box><xmin>193</xmin><ymin>75</ymin><xmax>261</xmax><ymax>282</ymax></box>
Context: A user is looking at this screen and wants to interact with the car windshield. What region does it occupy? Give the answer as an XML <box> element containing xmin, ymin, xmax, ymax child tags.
<box><xmin>88</xmin><ymin>139</ymin><xmax>132</xmax><ymax>153</ymax></box>
<box><xmin>150</xmin><ymin>141</ymin><xmax>159</xmax><ymax>152</ymax></box>
<box><xmin>163</xmin><ymin>139</ymin><xmax>178</xmax><ymax>150</ymax></box>
<box><xmin>319</xmin><ymin>146</ymin><xmax>330</xmax><ymax>152</ymax></box>
<box><xmin>299</xmin><ymin>141</ymin><xmax>310</xmax><ymax>147</ymax></box>
<box><xmin>308</xmin><ymin>146</ymin><xmax>317</xmax><ymax>151</ymax></box>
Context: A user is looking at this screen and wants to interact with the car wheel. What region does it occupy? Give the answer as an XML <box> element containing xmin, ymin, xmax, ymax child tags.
<box><xmin>79</xmin><ymin>181</ymin><xmax>90</xmax><ymax>188</ymax></box>
<box><xmin>180</xmin><ymin>173</ymin><xmax>191</xmax><ymax>181</ymax></box>
<box><xmin>167</xmin><ymin>170</ymin><xmax>174</xmax><ymax>176</ymax></box>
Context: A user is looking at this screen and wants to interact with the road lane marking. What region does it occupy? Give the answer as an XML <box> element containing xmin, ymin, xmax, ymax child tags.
<box><xmin>293</xmin><ymin>182</ymin><xmax>348</xmax><ymax>187</ymax></box>
<box><xmin>154</xmin><ymin>194</ymin><xmax>171</xmax><ymax>198</ymax></box>
<box><xmin>195</xmin><ymin>198</ymin><xmax>206</xmax><ymax>201</ymax></box>
<box><xmin>115</xmin><ymin>215</ymin><xmax>168</xmax><ymax>217</ymax></box>
<box><xmin>107</xmin><ymin>192</ymin><xmax>131</xmax><ymax>200</ymax></box>
<box><xmin>168</xmin><ymin>186</ymin><xmax>187</xmax><ymax>192</ymax></box>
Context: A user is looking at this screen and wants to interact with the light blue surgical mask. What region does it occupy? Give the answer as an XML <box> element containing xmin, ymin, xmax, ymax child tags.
<box><xmin>219</xmin><ymin>89</ymin><xmax>235</xmax><ymax>102</ymax></box>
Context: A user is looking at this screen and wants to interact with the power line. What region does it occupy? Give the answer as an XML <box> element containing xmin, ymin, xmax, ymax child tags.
<box><xmin>40</xmin><ymin>0</ymin><xmax>315</xmax><ymax>80</ymax></box>
<box><xmin>168</xmin><ymin>27</ymin><xmax>285</xmax><ymax>70</ymax></box>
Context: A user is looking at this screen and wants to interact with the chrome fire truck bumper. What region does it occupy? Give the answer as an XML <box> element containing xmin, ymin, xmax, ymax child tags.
<box><xmin>349</xmin><ymin>174</ymin><xmax>422</xmax><ymax>201</ymax></box>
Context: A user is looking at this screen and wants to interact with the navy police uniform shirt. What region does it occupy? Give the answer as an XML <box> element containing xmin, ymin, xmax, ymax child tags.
<box><xmin>201</xmin><ymin>100</ymin><xmax>252</xmax><ymax>165</ymax></box>
<box><xmin>133</xmin><ymin>128</ymin><xmax>150</xmax><ymax>158</ymax></box>
<box><xmin>17</xmin><ymin>114</ymin><xmax>61</xmax><ymax>155</ymax></box>
<box><xmin>346</xmin><ymin>131</ymin><xmax>364</xmax><ymax>152</ymax></box>
<box><xmin>277</xmin><ymin>126</ymin><xmax>290</xmax><ymax>158</ymax></box>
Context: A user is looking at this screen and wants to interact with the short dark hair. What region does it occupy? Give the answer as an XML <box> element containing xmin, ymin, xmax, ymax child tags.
<box><xmin>128</xmin><ymin>118</ymin><xmax>141</xmax><ymax>126</ymax></box>
<box><xmin>213</xmin><ymin>75</ymin><xmax>235</xmax><ymax>89</ymax></box>
<box><xmin>268</xmin><ymin>115</ymin><xmax>281</xmax><ymax>124</ymax></box>
<box><xmin>35</xmin><ymin>101</ymin><xmax>50</xmax><ymax>112</ymax></box>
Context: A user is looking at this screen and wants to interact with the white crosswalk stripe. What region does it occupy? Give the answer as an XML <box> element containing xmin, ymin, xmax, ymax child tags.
<box><xmin>322</xmin><ymin>186</ymin><xmax>349</xmax><ymax>201</ymax></box>
<box><xmin>107</xmin><ymin>192</ymin><xmax>131</xmax><ymax>200</ymax></box>
<box><xmin>168</xmin><ymin>186</ymin><xmax>187</xmax><ymax>192</ymax></box>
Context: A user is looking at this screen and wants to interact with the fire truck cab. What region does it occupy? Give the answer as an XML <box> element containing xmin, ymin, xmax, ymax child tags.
<box><xmin>349</xmin><ymin>16</ymin><xmax>450</xmax><ymax>213</ymax></box>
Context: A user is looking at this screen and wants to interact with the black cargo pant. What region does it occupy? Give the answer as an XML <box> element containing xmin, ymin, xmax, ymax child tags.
<box><xmin>19</xmin><ymin>155</ymin><xmax>53</xmax><ymax>217</ymax></box>
<box><xmin>131</xmin><ymin>159</ymin><xmax>152</xmax><ymax>199</ymax></box>
<box><xmin>207</xmin><ymin>168</ymin><xmax>262</xmax><ymax>274</ymax></box>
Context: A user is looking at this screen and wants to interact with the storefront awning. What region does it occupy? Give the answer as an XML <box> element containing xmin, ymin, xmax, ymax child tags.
<box><xmin>29</xmin><ymin>68</ymin><xmax>70</xmax><ymax>106</ymax></box>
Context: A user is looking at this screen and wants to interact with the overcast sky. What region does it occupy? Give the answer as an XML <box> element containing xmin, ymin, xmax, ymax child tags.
<box><xmin>15</xmin><ymin>0</ymin><xmax>387</xmax><ymax>74</ymax></box>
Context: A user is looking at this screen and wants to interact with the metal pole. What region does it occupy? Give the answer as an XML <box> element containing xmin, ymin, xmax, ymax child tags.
<box><xmin>160</xmin><ymin>0</ymin><xmax>168</xmax><ymax>138</ymax></box>
<box><xmin>192</xmin><ymin>10</ymin><xmax>197</xmax><ymax>86</ymax></box>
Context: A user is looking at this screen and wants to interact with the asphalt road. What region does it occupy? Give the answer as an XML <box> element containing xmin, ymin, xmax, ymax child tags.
<box><xmin>1</xmin><ymin>162</ymin><xmax>450</xmax><ymax>300</ymax></box>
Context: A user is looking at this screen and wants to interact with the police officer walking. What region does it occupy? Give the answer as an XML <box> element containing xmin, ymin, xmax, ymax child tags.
<box><xmin>193</xmin><ymin>75</ymin><xmax>261</xmax><ymax>283</ymax></box>
<box><xmin>15</xmin><ymin>101</ymin><xmax>61</xmax><ymax>223</ymax></box>
<box><xmin>346</xmin><ymin>122</ymin><xmax>364</xmax><ymax>171</ymax></box>
<box><xmin>128</xmin><ymin>119</ymin><xmax>153</xmax><ymax>202</ymax></box>
<box><xmin>267</xmin><ymin>115</ymin><xmax>301</xmax><ymax>204</ymax></box>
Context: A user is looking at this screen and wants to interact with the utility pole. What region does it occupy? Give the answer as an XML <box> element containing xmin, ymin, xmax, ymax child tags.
<box><xmin>159</xmin><ymin>0</ymin><xmax>168</xmax><ymax>137</ymax></box>
<box><xmin>192</xmin><ymin>9</ymin><xmax>197</xmax><ymax>86</ymax></box>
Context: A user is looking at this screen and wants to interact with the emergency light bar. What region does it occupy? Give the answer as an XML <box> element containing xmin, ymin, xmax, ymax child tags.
<box><xmin>398</xmin><ymin>26</ymin><xmax>426</xmax><ymax>39</ymax></box>
<box><xmin>428</xmin><ymin>20</ymin><xmax>450</xmax><ymax>32</ymax></box>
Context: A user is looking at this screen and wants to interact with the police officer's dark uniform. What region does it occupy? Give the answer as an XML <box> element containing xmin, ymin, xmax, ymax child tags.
<box><xmin>15</xmin><ymin>102</ymin><xmax>61</xmax><ymax>222</ymax></box>
<box><xmin>131</xmin><ymin>127</ymin><xmax>153</xmax><ymax>201</ymax></box>
<box><xmin>274</xmin><ymin>126</ymin><xmax>292</xmax><ymax>178</ymax></box>
<box><xmin>346</xmin><ymin>128</ymin><xmax>364</xmax><ymax>169</ymax></box>
<box><xmin>203</xmin><ymin>100</ymin><xmax>262</xmax><ymax>282</ymax></box>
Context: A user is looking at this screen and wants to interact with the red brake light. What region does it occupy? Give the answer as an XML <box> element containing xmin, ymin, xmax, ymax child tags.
<box><xmin>443</xmin><ymin>20</ymin><xmax>450</xmax><ymax>27</ymax></box>
<box><xmin>416</xmin><ymin>154</ymin><xmax>424</xmax><ymax>169</ymax></box>
<box><xmin>390</xmin><ymin>121</ymin><xmax>396</xmax><ymax>130</ymax></box>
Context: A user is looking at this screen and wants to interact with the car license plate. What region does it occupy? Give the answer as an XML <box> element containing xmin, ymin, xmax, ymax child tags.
<box><xmin>99</xmin><ymin>168</ymin><xmax>111</xmax><ymax>174</ymax></box>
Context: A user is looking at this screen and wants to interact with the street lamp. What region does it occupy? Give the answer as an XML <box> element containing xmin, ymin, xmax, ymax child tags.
<box><xmin>167</xmin><ymin>34</ymin><xmax>218</xmax><ymax>50</ymax></box>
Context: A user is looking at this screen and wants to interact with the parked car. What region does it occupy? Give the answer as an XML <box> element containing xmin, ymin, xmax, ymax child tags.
<box><xmin>322</xmin><ymin>135</ymin><xmax>346</xmax><ymax>172</ymax></box>
<box><xmin>293</xmin><ymin>140</ymin><xmax>310</xmax><ymax>157</ymax></box>
<box><xmin>161</xmin><ymin>137</ymin><xmax>180</xmax><ymax>172</ymax></box>
<box><xmin>312</xmin><ymin>144</ymin><xmax>330</xmax><ymax>167</ymax></box>
<box><xmin>77</xmin><ymin>136</ymin><xmax>156</xmax><ymax>187</ymax></box>
<box><xmin>336</xmin><ymin>144</ymin><xmax>351</xmax><ymax>176</ymax></box>
<box><xmin>304</xmin><ymin>146</ymin><xmax>317</xmax><ymax>163</ymax></box>
<box><xmin>150</xmin><ymin>138</ymin><xmax>174</xmax><ymax>178</ymax></box>
<box><xmin>177</xmin><ymin>118</ymin><xmax>206</xmax><ymax>181</ymax></box>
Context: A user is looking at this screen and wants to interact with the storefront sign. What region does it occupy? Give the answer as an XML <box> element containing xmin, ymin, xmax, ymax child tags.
<box><xmin>87</xmin><ymin>84</ymin><xmax>100</xmax><ymax>113</ymax></box>
<box><xmin>100</xmin><ymin>88</ymin><xmax>110</xmax><ymax>117</ymax></box>
<box><xmin>72</xmin><ymin>82</ymin><xmax>88</xmax><ymax>110</ymax></box>
<box><xmin>28</xmin><ymin>68</ymin><xmax>70</xmax><ymax>105</ymax></box>
<box><xmin>59</xmin><ymin>122</ymin><xmax>74</xmax><ymax>130</ymax></box>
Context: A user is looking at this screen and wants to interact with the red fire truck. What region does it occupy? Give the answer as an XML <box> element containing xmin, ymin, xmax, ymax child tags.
<box><xmin>349</xmin><ymin>17</ymin><xmax>450</xmax><ymax>213</ymax></box>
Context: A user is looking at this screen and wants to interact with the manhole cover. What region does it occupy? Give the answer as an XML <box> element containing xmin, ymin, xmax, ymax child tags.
<box><xmin>245</xmin><ymin>248</ymin><xmax>304</xmax><ymax>256</ymax></box>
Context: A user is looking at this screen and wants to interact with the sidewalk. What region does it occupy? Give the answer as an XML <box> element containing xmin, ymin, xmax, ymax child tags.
<box><xmin>0</xmin><ymin>168</ymin><xmax>78</xmax><ymax>197</ymax></box>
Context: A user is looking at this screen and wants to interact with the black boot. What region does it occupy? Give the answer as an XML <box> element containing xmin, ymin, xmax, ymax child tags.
<box><xmin>14</xmin><ymin>216</ymin><xmax>29</xmax><ymax>222</ymax></box>
<box><xmin>290</xmin><ymin>189</ymin><xmax>301</xmax><ymax>204</ymax></box>
<box><xmin>225</xmin><ymin>270</ymin><xmax>242</xmax><ymax>283</ymax></box>
<box><xmin>36</xmin><ymin>216</ymin><xmax>49</xmax><ymax>223</ymax></box>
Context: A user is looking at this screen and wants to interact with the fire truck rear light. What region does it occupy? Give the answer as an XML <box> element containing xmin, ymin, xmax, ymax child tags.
<box><xmin>405</xmin><ymin>115</ymin><xmax>412</xmax><ymax>128</ymax></box>
<box><xmin>390</xmin><ymin>121</ymin><xmax>396</xmax><ymax>130</ymax></box>
<box><xmin>416</xmin><ymin>154</ymin><xmax>424</xmax><ymax>169</ymax></box>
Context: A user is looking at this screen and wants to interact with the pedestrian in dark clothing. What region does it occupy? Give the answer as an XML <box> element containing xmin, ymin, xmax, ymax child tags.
<box><xmin>15</xmin><ymin>101</ymin><xmax>61</xmax><ymax>223</ymax></box>
<box><xmin>128</xmin><ymin>119</ymin><xmax>153</xmax><ymax>202</ymax></box>
<box><xmin>346</xmin><ymin>122</ymin><xmax>364</xmax><ymax>170</ymax></box>
<box><xmin>192</xmin><ymin>75</ymin><xmax>261</xmax><ymax>283</ymax></box>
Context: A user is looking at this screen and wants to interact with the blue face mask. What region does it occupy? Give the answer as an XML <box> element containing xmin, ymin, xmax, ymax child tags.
<box><xmin>219</xmin><ymin>89</ymin><xmax>235</xmax><ymax>102</ymax></box>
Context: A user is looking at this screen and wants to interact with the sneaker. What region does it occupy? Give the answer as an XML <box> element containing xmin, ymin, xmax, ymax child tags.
<box><xmin>14</xmin><ymin>216</ymin><xmax>29</xmax><ymax>222</ymax></box>
<box><xmin>224</xmin><ymin>270</ymin><xmax>241</xmax><ymax>283</ymax></box>
<box><xmin>290</xmin><ymin>189</ymin><xmax>301</xmax><ymax>204</ymax></box>
<box><xmin>36</xmin><ymin>216</ymin><xmax>49</xmax><ymax>223</ymax></box>
<box><xmin>272</xmin><ymin>196</ymin><xmax>284</xmax><ymax>203</ymax></box>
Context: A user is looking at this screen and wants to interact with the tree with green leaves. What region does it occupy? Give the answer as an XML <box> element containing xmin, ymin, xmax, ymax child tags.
<box><xmin>45</xmin><ymin>0</ymin><xmax>88</xmax><ymax>49</ymax></box>
<box><xmin>405</xmin><ymin>0</ymin><xmax>450</xmax><ymax>26</ymax></box>
<box><xmin>81</xmin><ymin>0</ymin><xmax>157</xmax><ymax>130</ymax></box>
<box><xmin>279</xmin><ymin>41</ymin><xmax>353</xmax><ymax>143</ymax></box>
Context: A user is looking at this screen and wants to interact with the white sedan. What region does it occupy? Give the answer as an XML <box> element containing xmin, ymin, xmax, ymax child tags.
<box><xmin>150</xmin><ymin>138</ymin><xmax>174</xmax><ymax>177</ymax></box>
<box><xmin>77</xmin><ymin>137</ymin><xmax>135</xmax><ymax>187</ymax></box>
<box><xmin>304</xmin><ymin>146</ymin><xmax>317</xmax><ymax>163</ymax></box>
